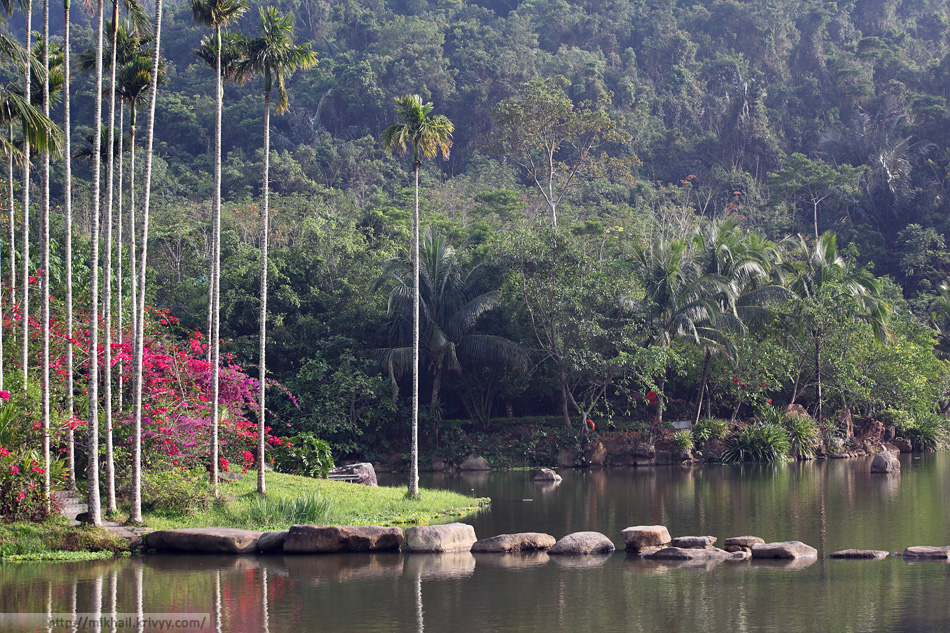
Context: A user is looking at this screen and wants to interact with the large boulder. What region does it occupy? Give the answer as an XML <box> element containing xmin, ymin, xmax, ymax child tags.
<box><xmin>671</xmin><ymin>536</ymin><xmax>716</xmax><ymax>549</ymax></box>
<box><xmin>893</xmin><ymin>438</ymin><xmax>914</xmax><ymax>453</ymax></box>
<box><xmin>622</xmin><ymin>525</ymin><xmax>672</xmax><ymax>551</ymax></box>
<box><xmin>471</xmin><ymin>532</ymin><xmax>556</xmax><ymax>553</ymax></box>
<box><xmin>584</xmin><ymin>442</ymin><xmax>607</xmax><ymax>467</ymax></box>
<box><xmin>902</xmin><ymin>546</ymin><xmax>950</xmax><ymax>560</ymax></box>
<box><xmin>548</xmin><ymin>532</ymin><xmax>615</xmax><ymax>555</ymax></box>
<box><xmin>283</xmin><ymin>525</ymin><xmax>403</xmax><ymax>553</ymax></box>
<box><xmin>829</xmin><ymin>549</ymin><xmax>889</xmax><ymax>559</ymax></box>
<box><xmin>146</xmin><ymin>528</ymin><xmax>263</xmax><ymax>554</ymax></box>
<box><xmin>671</xmin><ymin>449</ymin><xmax>693</xmax><ymax>463</ymax></box>
<box><xmin>328</xmin><ymin>462</ymin><xmax>378</xmax><ymax>486</ymax></box>
<box><xmin>871</xmin><ymin>451</ymin><xmax>901</xmax><ymax>474</ymax></box>
<box><xmin>459</xmin><ymin>455</ymin><xmax>491</xmax><ymax>471</ymax></box>
<box><xmin>751</xmin><ymin>541</ymin><xmax>818</xmax><ymax>559</ymax></box>
<box><xmin>643</xmin><ymin>546</ymin><xmax>749</xmax><ymax>561</ymax></box>
<box><xmin>533</xmin><ymin>468</ymin><xmax>562</xmax><ymax>482</ymax></box>
<box><xmin>404</xmin><ymin>523</ymin><xmax>477</xmax><ymax>553</ymax></box>
<box><xmin>257</xmin><ymin>530</ymin><xmax>289</xmax><ymax>553</ymax></box>
<box><xmin>724</xmin><ymin>536</ymin><xmax>765</xmax><ymax>553</ymax></box>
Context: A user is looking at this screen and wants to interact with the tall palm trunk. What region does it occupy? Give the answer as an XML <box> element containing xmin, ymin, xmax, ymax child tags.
<box><xmin>87</xmin><ymin>0</ymin><xmax>106</xmax><ymax>527</ymax></box>
<box><xmin>41</xmin><ymin>0</ymin><xmax>52</xmax><ymax>506</ymax></box>
<box><xmin>209</xmin><ymin>23</ymin><xmax>223</xmax><ymax>497</ymax></box>
<box><xmin>257</xmin><ymin>79</ymin><xmax>270</xmax><ymax>494</ymax></box>
<box><xmin>128</xmin><ymin>112</ymin><xmax>136</xmax><ymax>363</ymax></box>
<box><xmin>6</xmin><ymin>125</ymin><xmax>12</xmax><ymax>297</ymax></box>
<box><xmin>102</xmin><ymin>0</ymin><xmax>120</xmax><ymax>515</ymax></box>
<box><xmin>64</xmin><ymin>0</ymin><xmax>75</xmax><ymax>489</ymax></box>
<box><xmin>131</xmin><ymin>0</ymin><xmax>163</xmax><ymax>523</ymax></box>
<box><xmin>20</xmin><ymin>0</ymin><xmax>32</xmax><ymax>391</ymax></box>
<box><xmin>116</xmin><ymin>102</ymin><xmax>123</xmax><ymax>414</ymax></box>
<box><xmin>409</xmin><ymin>157</ymin><xmax>420</xmax><ymax>498</ymax></box>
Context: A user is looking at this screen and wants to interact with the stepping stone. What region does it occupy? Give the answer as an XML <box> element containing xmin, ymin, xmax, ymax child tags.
<box><xmin>472</xmin><ymin>532</ymin><xmax>556</xmax><ymax>553</ymax></box>
<box><xmin>404</xmin><ymin>523</ymin><xmax>477</xmax><ymax>553</ymax></box>
<box><xmin>751</xmin><ymin>541</ymin><xmax>818</xmax><ymax>559</ymax></box>
<box><xmin>622</xmin><ymin>526</ymin><xmax>671</xmax><ymax>551</ymax></box>
<box><xmin>643</xmin><ymin>546</ymin><xmax>748</xmax><ymax>561</ymax></box>
<box><xmin>902</xmin><ymin>546</ymin><xmax>950</xmax><ymax>560</ymax></box>
<box><xmin>829</xmin><ymin>549</ymin><xmax>888</xmax><ymax>560</ymax></box>
<box><xmin>548</xmin><ymin>532</ymin><xmax>615</xmax><ymax>555</ymax></box>
<box><xmin>671</xmin><ymin>536</ymin><xmax>716</xmax><ymax>549</ymax></box>
<box><xmin>146</xmin><ymin>528</ymin><xmax>263</xmax><ymax>554</ymax></box>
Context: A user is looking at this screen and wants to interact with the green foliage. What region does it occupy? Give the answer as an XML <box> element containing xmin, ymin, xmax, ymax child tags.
<box><xmin>693</xmin><ymin>418</ymin><xmax>729</xmax><ymax>445</ymax></box>
<box><xmin>671</xmin><ymin>430</ymin><xmax>694</xmax><ymax>451</ymax></box>
<box><xmin>239</xmin><ymin>493</ymin><xmax>332</xmax><ymax>527</ymax></box>
<box><xmin>722</xmin><ymin>422</ymin><xmax>791</xmax><ymax>463</ymax></box>
<box><xmin>271</xmin><ymin>433</ymin><xmax>334</xmax><ymax>479</ymax></box>
<box><xmin>785</xmin><ymin>416</ymin><xmax>820</xmax><ymax>458</ymax></box>
<box><xmin>141</xmin><ymin>468</ymin><xmax>214</xmax><ymax>516</ymax></box>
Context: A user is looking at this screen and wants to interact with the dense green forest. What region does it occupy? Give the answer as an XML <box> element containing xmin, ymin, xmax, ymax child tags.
<box><xmin>8</xmin><ymin>0</ymin><xmax>950</xmax><ymax>474</ymax></box>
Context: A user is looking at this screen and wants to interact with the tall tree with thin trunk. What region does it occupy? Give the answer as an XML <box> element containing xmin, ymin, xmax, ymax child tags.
<box><xmin>130</xmin><ymin>0</ymin><xmax>163</xmax><ymax>524</ymax></box>
<box><xmin>381</xmin><ymin>94</ymin><xmax>453</xmax><ymax>498</ymax></box>
<box><xmin>87</xmin><ymin>0</ymin><xmax>105</xmax><ymax>527</ymax></box>
<box><xmin>41</xmin><ymin>0</ymin><xmax>51</xmax><ymax>507</ymax></box>
<box><xmin>63</xmin><ymin>0</ymin><xmax>75</xmax><ymax>489</ymax></box>
<box><xmin>19</xmin><ymin>0</ymin><xmax>31</xmax><ymax>391</ymax></box>
<box><xmin>192</xmin><ymin>0</ymin><xmax>248</xmax><ymax>496</ymax></box>
<box><xmin>237</xmin><ymin>6</ymin><xmax>316</xmax><ymax>495</ymax></box>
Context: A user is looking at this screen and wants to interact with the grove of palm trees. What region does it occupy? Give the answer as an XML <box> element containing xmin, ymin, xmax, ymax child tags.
<box><xmin>2</xmin><ymin>0</ymin><xmax>950</xmax><ymax>529</ymax></box>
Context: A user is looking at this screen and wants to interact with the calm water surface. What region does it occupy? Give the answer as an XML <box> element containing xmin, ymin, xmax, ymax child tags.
<box><xmin>3</xmin><ymin>454</ymin><xmax>950</xmax><ymax>632</ymax></box>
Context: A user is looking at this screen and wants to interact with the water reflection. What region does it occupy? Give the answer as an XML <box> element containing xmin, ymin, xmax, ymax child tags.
<box><xmin>2</xmin><ymin>454</ymin><xmax>950</xmax><ymax>632</ymax></box>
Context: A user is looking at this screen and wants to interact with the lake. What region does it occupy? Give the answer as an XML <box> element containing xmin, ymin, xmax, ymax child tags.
<box><xmin>2</xmin><ymin>453</ymin><xmax>949</xmax><ymax>632</ymax></box>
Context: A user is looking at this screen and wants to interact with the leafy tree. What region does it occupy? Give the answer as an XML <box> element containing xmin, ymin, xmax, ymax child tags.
<box><xmin>782</xmin><ymin>232</ymin><xmax>890</xmax><ymax>431</ymax></box>
<box><xmin>491</xmin><ymin>77</ymin><xmax>629</xmax><ymax>226</ymax></box>
<box><xmin>768</xmin><ymin>153</ymin><xmax>861</xmax><ymax>238</ymax></box>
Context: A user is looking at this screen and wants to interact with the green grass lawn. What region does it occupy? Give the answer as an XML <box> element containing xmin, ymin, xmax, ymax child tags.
<box><xmin>141</xmin><ymin>471</ymin><xmax>490</xmax><ymax>532</ymax></box>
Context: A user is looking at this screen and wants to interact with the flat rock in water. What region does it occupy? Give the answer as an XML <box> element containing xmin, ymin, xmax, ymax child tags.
<box><xmin>404</xmin><ymin>523</ymin><xmax>477</xmax><ymax>553</ymax></box>
<box><xmin>902</xmin><ymin>546</ymin><xmax>950</xmax><ymax>560</ymax></box>
<box><xmin>751</xmin><ymin>541</ymin><xmax>818</xmax><ymax>559</ymax></box>
<box><xmin>533</xmin><ymin>468</ymin><xmax>562</xmax><ymax>482</ymax></box>
<box><xmin>671</xmin><ymin>536</ymin><xmax>717</xmax><ymax>549</ymax></box>
<box><xmin>643</xmin><ymin>546</ymin><xmax>748</xmax><ymax>561</ymax></box>
<box><xmin>471</xmin><ymin>532</ymin><xmax>556</xmax><ymax>553</ymax></box>
<box><xmin>622</xmin><ymin>526</ymin><xmax>672</xmax><ymax>551</ymax></box>
<box><xmin>146</xmin><ymin>528</ymin><xmax>263</xmax><ymax>554</ymax></box>
<box><xmin>257</xmin><ymin>530</ymin><xmax>289</xmax><ymax>553</ymax></box>
<box><xmin>870</xmin><ymin>451</ymin><xmax>901</xmax><ymax>474</ymax></box>
<box><xmin>548</xmin><ymin>532</ymin><xmax>616</xmax><ymax>555</ymax></box>
<box><xmin>829</xmin><ymin>549</ymin><xmax>889</xmax><ymax>560</ymax></box>
<box><xmin>724</xmin><ymin>536</ymin><xmax>765</xmax><ymax>552</ymax></box>
<box><xmin>328</xmin><ymin>462</ymin><xmax>378</xmax><ymax>486</ymax></box>
<box><xmin>283</xmin><ymin>525</ymin><xmax>403</xmax><ymax>553</ymax></box>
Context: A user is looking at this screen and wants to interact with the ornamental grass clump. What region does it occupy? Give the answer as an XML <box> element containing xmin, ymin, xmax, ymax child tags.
<box><xmin>671</xmin><ymin>430</ymin><xmax>694</xmax><ymax>451</ymax></box>
<box><xmin>786</xmin><ymin>415</ymin><xmax>820</xmax><ymax>458</ymax></box>
<box><xmin>243</xmin><ymin>493</ymin><xmax>332</xmax><ymax>527</ymax></box>
<box><xmin>722</xmin><ymin>422</ymin><xmax>791</xmax><ymax>463</ymax></box>
<box><xmin>692</xmin><ymin>418</ymin><xmax>728</xmax><ymax>445</ymax></box>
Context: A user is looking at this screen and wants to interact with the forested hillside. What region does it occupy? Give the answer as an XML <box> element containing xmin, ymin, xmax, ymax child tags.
<box><xmin>9</xmin><ymin>0</ymin><xmax>950</xmax><ymax>468</ymax></box>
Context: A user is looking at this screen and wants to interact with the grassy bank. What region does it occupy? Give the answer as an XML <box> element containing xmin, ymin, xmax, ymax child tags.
<box><xmin>0</xmin><ymin>518</ymin><xmax>132</xmax><ymax>561</ymax></box>
<box><xmin>142</xmin><ymin>471</ymin><xmax>489</xmax><ymax>532</ymax></box>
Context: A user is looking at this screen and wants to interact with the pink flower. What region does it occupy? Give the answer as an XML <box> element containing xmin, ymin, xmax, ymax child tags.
<box><xmin>16</xmin><ymin>491</ymin><xmax>25</xmax><ymax>501</ymax></box>
<box><xmin>0</xmin><ymin>447</ymin><xmax>7</xmax><ymax>456</ymax></box>
<box><xmin>0</xmin><ymin>390</ymin><xmax>9</xmax><ymax>401</ymax></box>
<box><xmin>9</xmin><ymin>465</ymin><xmax>18</xmax><ymax>474</ymax></box>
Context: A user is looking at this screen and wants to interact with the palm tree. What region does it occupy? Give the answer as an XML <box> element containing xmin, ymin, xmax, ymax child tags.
<box><xmin>629</xmin><ymin>234</ymin><xmax>732</xmax><ymax>434</ymax></box>
<box><xmin>782</xmin><ymin>232</ymin><xmax>889</xmax><ymax>431</ymax></box>
<box><xmin>129</xmin><ymin>0</ymin><xmax>164</xmax><ymax>524</ymax></box>
<box><xmin>87</xmin><ymin>0</ymin><xmax>105</xmax><ymax>528</ymax></box>
<box><xmin>381</xmin><ymin>94</ymin><xmax>453</xmax><ymax>498</ymax></box>
<box><xmin>238</xmin><ymin>6</ymin><xmax>316</xmax><ymax>495</ymax></box>
<box><xmin>19</xmin><ymin>0</ymin><xmax>32</xmax><ymax>393</ymax></box>
<box><xmin>195</xmin><ymin>28</ymin><xmax>245</xmax><ymax>366</ymax></box>
<box><xmin>62</xmin><ymin>0</ymin><xmax>75</xmax><ymax>489</ymax></box>
<box><xmin>193</xmin><ymin>0</ymin><xmax>247</xmax><ymax>371</ymax></box>
<box><xmin>689</xmin><ymin>220</ymin><xmax>789</xmax><ymax>425</ymax></box>
<box><xmin>374</xmin><ymin>228</ymin><xmax>526</xmax><ymax>428</ymax></box>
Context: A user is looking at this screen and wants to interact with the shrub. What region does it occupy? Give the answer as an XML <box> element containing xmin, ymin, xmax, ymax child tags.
<box><xmin>693</xmin><ymin>418</ymin><xmax>728</xmax><ymax>445</ymax></box>
<box><xmin>786</xmin><ymin>416</ymin><xmax>820</xmax><ymax>458</ymax></box>
<box><xmin>141</xmin><ymin>468</ymin><xmax>213</xmax><ymax>515</ymax></box>
<box><xmin>722</xmin><ymin>422</ymin><xmax>791</xmax><ymax>463</ymax></box>
<box><xmin>671</xmin><ymin>430</ymin><xmax>694</xmax><ymax>451</ymax></box>
<box><xmin>904</xmin><ymin>413</ymin><xmax>948</xmax><ymax>451</ymax></box>
<box><xmin>272</xmin><ymin>433</ymin><xmax>334</xmax><ymax>478</ymax></box>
